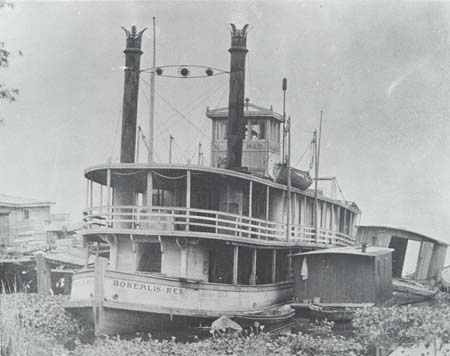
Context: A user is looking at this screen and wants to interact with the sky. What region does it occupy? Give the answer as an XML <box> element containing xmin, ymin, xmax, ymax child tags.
<box><xmin>1</xmin><ymin>1</ymin><xmax>450</xmax><ymax>251</ymax></box>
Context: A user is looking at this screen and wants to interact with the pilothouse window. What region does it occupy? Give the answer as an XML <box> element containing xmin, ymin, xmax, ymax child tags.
<box><xmin>246</xmin><ymin>120</ymin><xmax>265</xmax><ymax>140</ymax></box>
<box><xmin>215</xmin><ymin>121</ymin><xmax>227</xmax><ymax>140</ymax></box>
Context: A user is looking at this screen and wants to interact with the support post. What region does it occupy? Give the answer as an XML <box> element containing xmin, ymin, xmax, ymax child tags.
<box><xmin>99</xmin><ymin>184</ymin><xmax>103</xmax><ymax>215</ymax></box>
<box><xmin>249</xmin><ymin>181</ymin><xmax>253</xmax><ymax>218</ymax></box>
<box><xmin>272</xmin><ymin>249</ymin><xmax>277</xmax><ymax>283</ymax></box>
<box><xmin>107</xmin><ymin>168</ymin><xmax>112</xmax><ymax>225</ymax></box>
<box><xmin>90</xmin><ymin>180</ymin><xmax>94</xmax><ymax>208</ymax></box>
<box><xmin>186</xmin><ymin>170</ymin><xmax>191</xmax><ymax>231</ymax></box>
<box><xmin>266</xmin><ymin>186</ymin><xmax>270</xmax><ymax>239</ymax></box>
<box><xmin>93</xmin><ymin>257</ymin><xmax>108</xmax><ymax>337</ymax></box>
<box><xmin>349</xmin><ymin>212</ymin><xmax>354</xmax><ymax>237</ymax></box>
<box><xmin>288</xmin><ymin>248</ymin><xmax>293</xmax><ymax>280</ymax></box>
<box><xmin>233</xmin><ymin>245</ymin><xmax>239</xmax><ymax>285</ymax></box>
<box><xmin>36</xmin><ymin>252</ymin><xmax>52</xmax><ymax>296</ymax></box>
<box><xmin>85</xmin><ymin>179</ymin><xmax>89</xmax><ymax>208</ymax></box>
<box><xmin>250</xmin><ymin>248</ymin><xmax>257</xmax><ymax>285</ymax></box>
<box><xmin>337</xmin><ymin>206</ymin><xmax>342</xmax><ymax>233</ymax></box>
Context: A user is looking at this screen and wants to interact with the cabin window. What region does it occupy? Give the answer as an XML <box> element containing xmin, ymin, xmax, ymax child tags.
<box><xmin>23</xmin><ymin>209</ymin><xmax>30</xmax><ymax>220</ymax></box>
<box><xmin>269</xmin><ymin>121</ymin><xmax>280</xmax><ymax>143</ymax></box>
<box><xmin>215</xmin><ymin>121</ymin><xmax>227</xmax><ymax>140</ymax></box>
<box><xmin>137</xmin><ymin>243</ymin><xmax>162</xmax><ymax>273</ymax></box>
<box><xmin>246</xmin><ymin>120</ymin><xmax>265</xmax><ymax>140</ymax></box>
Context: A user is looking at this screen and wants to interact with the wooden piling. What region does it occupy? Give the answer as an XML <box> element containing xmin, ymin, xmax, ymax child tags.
<box><xmin>93</xmin><ymin>257</ymin><xmax>108</xmax><ymax>337</ymax></box>
<box><xmin>36</xmin><ymin>252</ymin><xmax>52</xmax><ymax>295</ymax></box>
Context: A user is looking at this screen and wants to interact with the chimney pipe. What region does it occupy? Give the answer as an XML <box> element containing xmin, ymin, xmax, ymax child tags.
<box><xmin>226</xmin><ymin>24</ymin><xmax>249</xmax><ymax>170</ymax></box>
<box><xmin>120</xmin><ymin>26</ymin><xmax>146</xmax><ymax>163</ymax></box>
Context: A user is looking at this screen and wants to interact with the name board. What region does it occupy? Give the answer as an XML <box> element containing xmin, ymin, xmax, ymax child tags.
<box><xmin>246</xmin><ymin>141</ymin><xmax>265</xmax><ymax>150</ymax></box>
<box><xmin>112</xmin><ymin>279</ymin><xmax>183</xmax><ymax>295</ymax></box>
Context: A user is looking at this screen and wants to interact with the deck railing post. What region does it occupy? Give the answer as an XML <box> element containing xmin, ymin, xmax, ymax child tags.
<box><xmin>215</xmin><ymin>212</ymin><xmax>218</xmax><ymax>233</ymax></box>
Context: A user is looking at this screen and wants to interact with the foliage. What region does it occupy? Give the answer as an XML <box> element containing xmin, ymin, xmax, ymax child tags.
<box><xmin>0</xmin><ymin>293</ymin><xmax>92</xmax><ymax>350</ymax></box>
<box><xmin>5</xmin><ymin>293</ymin><xmax>450</xmax><ymax>355</ymax></box>
<box><xmin>353</xmin><ymin>300</ymin><xmax>450</xmax><ymax>353</ymax></box>
<box><xmin>0</xmin><ymin>0</ymin><xmax>20</xmax><ymax>104</ymax></box>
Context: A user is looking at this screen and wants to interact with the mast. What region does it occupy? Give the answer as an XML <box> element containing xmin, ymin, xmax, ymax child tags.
<box><xmin>282</xmin><ymin>78</ymin><xmax>291</xmax><ymax>240</ymax></box>
<box><xmin>313</xmin><ymin>110</ymin><xmax>323</xmax><ymax>241</ymax></box>
<box><xmin>169</xmin><ymin>135</ymin><xmax>173</xmax><ymax>163</ymax></box>
<box><xmin>282</xmin><ymin>78</ymin><xmax>287</xmax><ymax>163</ymax></box>
<box><xmin>286</xmin><ymin>114</ymin><xmax>291</xmax><ymax>241</ymax></box>
<box><xmin>226</xmin><ymin>24</ymin><xmax>249</xmax><ymax>170</ymax></box>
<box><xmin>148</xmin><ymin>17</ymin><xmax>156</xmax><ymax>163</ymax></box>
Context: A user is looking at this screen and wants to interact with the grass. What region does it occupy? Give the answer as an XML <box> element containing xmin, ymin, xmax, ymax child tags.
<box><xmin>0</xmin><ymin>292</ymin><xmax>366</xmax><ymax>356</ymax></box>
<box><xmin>3</xmin><ymin>292</ymin><xmax>450</xmax><ymax>356</ymax></box>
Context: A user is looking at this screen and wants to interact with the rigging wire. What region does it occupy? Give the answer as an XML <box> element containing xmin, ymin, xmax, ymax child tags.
<box><xmin>293</xmin><ymin>140</ymin><xmax>314</xmax><ymax>169</ymax></box>
<box><xmin>110</xmin><ymin>103</ymin><xmax>123</xmax><ymax>162</ymax></box>
<box><xmin>139</xmin><ymin>76</ymin><xmax>227</xmax><ymax>165</ymax></box>
<box><xmin>140</xmin><ymin>76</ymin><xmax>226</xmax><ymax>138</ymax></box>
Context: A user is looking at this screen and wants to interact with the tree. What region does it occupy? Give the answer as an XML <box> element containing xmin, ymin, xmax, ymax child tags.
<box><xmin>0</xmin><ymin>0</ymin><xmax>20</xmax><ymax>104</ymax></box>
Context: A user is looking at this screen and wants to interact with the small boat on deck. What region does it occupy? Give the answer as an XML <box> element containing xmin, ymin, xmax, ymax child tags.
<box><xmin>273</xmin><ymin>163</ymin><xmax>313</xmax><ymax>190</ymax></box>
<box><xmin>307</xmin><ymin>304</ymin><xmax>353</xmax><ymax>321</ymax></box>
<box><xmin>234</xmin><ymin>304</ymin><xmax>295</xmax><ymax>326</ymax></box>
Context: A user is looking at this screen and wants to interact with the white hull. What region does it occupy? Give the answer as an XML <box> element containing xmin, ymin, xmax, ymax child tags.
<box><xmin>66</xmin><ymin>265</ymin><xmax>293</xmax><ymax>335</ymax></box>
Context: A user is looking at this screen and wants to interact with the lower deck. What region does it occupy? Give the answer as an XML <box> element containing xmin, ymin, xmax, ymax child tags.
<box><xmin>87</xmin><ymin>232</ymin><xmax>297</xmax><ymax>287</ymax></box>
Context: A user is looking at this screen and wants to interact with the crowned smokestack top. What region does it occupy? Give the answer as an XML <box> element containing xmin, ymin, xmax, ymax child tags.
<box><xmin>226</xmin><ymin>24</ymin><xmax>249</xmax><ymax>170</ymax></box>
<box><xmin>120</xmin><ymin>25</ymin><xmax>146</xmax><ymax>163</ymax></box>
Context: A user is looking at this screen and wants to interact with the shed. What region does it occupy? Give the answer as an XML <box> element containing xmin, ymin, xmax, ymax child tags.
<box><xmin>292</xmin><ymin>246</ymin><xmax>393</xmax><ymax>305</ymax></box>
<box><xmin>356</xmin><ymin>225</ymin><xmax>449</xmax><ymax>285</ymax></box>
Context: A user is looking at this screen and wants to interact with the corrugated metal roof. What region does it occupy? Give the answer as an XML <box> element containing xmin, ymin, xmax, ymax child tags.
<box><xmin>292</xmin><ymin>245</ymin><xmax>393</xmax><ymax>257</ymax></box>
<box><xmin>0</xmin><ymin>194</ymin><xmax>54</xmax><ymax>207</ymax></box>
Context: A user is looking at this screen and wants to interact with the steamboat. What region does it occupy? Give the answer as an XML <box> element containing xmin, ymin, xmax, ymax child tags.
<box><xmin>66</xmin><ymin>24</ymin><xmax>360</xmax><ymax>336</ymax></box>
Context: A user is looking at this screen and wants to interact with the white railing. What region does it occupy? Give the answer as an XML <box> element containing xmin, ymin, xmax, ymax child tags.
<box><xmin>82</xmin><ymin>205</ymin><xmax>354</xmax><ymax>247</ymax></box>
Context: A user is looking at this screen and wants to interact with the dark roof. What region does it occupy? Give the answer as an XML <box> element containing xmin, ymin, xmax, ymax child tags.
<box><xmin>206</xmin><ymin>103</ymin><xmax>283</xmax><ymax>122</ymax></box>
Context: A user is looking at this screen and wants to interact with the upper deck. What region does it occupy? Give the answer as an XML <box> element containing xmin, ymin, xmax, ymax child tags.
<box><xmin>82</xmin><ymin>163</ymin><xmax>359</xmax><ymax>249</ymax></box>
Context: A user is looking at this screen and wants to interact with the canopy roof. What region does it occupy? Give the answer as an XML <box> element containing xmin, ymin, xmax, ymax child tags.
<box><xmin>292</xmin><ymin>245</ymin><xmax>393</xmax><ymax>258</ymax></box>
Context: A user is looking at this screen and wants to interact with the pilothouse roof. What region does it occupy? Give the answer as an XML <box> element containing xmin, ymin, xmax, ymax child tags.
<box><xmin>206</xmin><ymin>103</ymin><xmax>283</xmax><ymax>122</ymax></box>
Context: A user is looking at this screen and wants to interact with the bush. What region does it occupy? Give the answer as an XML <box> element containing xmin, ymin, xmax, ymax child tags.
<box><xmin>0</xmin><ymin>292</ymin><xmax>92</xmax><ymax>354</ymax></box>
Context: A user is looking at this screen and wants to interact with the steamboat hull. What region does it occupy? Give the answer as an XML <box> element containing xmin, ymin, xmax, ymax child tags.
<box><xmin>66</xmin><ymin>266</ymin><xmax>293</xmax><ymax>335</ymax></box>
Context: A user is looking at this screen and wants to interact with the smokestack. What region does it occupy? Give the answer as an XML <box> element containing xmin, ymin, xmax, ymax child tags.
<box><xmin>226</xmin><ymin>24</ymin><xmax>249</xmax><ymax>170</ymax></box>
<box><xmin>120</xmin><ymin>26</ymin><xmax>146</xmax><ymax>163</ymax></box>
